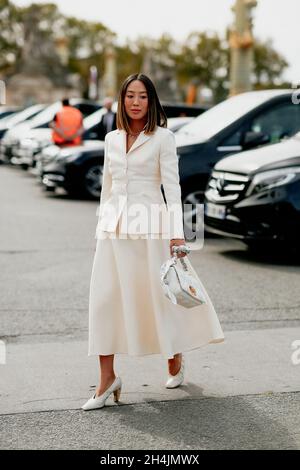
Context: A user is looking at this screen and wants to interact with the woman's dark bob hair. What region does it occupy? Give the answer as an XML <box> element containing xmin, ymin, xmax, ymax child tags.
<box><xmin>116</xmin><ymin>73</ymin><xmax>167</xmax><ymax>134</ymax></box>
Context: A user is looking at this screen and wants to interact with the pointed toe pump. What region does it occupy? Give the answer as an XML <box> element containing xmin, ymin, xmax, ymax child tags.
<box><xmin>165</xmin><ymin>355</ymin><xmax>185</xmax><ymax>389</ymax></box>
<box><xmin>81</xmin><ymin>376</ymin><xmax>122</xmax><ymax>411</ymax></box>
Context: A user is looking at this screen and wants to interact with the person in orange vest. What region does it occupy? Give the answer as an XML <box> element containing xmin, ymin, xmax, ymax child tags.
<box><xmin>49</xmin><ymin>98</ymin><xmax>84</xmax><ymax>147</ymax></box>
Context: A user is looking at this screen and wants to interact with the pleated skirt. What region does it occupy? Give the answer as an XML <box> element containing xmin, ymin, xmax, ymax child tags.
<box><xmin>88</xmin><ymin>220</ymin><xmax>225</xmax><ymax>360</ymax></box>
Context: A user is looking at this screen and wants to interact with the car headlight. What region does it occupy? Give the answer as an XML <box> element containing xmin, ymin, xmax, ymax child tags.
<box><xmin>3</xmin><ymin>137</ymin><xmax>18</xmax><ymax>145</ymax></box>
<box><xmin>245</xmin><ymin>166</ymin><xmax>300</xmax><ymax>196</ymax></box>
<box><xmin>37</xmin><ymin>141</ymin><xmax>51</xmax><ymax>149</ymax></box>
<box><xmin>20</xmin><ymin>138</ymin><xmax>40</xmax><ymax>149</ymax></box>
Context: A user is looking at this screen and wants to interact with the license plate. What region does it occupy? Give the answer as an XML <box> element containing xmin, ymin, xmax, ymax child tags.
<box><xmin>205</xmin><ymin>202</ymin><xmax>226</xmax><ymax>219</ymax></box>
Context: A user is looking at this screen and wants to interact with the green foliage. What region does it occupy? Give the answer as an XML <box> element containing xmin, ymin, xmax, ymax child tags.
<box><xmin>0</xmin><ymin>1</ymin><xmax>290</xmax><ymax>102</ymax></box>
<box><xmin>0</xmin><ymin>0</ymin><xmax>22</xmax><ymax>72</ymax></box>
<box><xmin>175</xmin><ymin>31</ymin><xmax>229</xmax><ymax>102</ymax></box>
<box><xmin>253</xmin><ymin>39</ymin><xmax>289</xmax><ymax>88</ymax></box>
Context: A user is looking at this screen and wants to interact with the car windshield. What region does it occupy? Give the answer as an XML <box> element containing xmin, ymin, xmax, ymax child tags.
<box><xmin>0</xmin><ymin>109</ymin><xmax>17</xmax><ymax>120</ymax></box>
<box><xmin>83</xmin><ymin>108</ymin><xmax>106</xmax><ymax>129</ymax></box>
<box><xmin>176</xmin><ymin>91</ymin><xmax>291</xmax><ymax>142</ymax></box>
<box><xmin>28</xmin><ymin>102</ymin><xmax>67</xmax><ymax>127</ymax></box>
<box><xmin>0</xmin><ymin>104</ymin><xmax>46</xmax><ymax>128</ymax></box>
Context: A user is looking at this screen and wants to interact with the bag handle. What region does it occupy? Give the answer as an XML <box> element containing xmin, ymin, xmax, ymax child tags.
<box><xmin>171</xmin><ymin>245</ymin><xmax>190</xmax><ymax>256</ymax></box>
<box><xmin>171</xmin><ymin>245</ymin><xmax>191</xmax><ymax>271</ymax></box>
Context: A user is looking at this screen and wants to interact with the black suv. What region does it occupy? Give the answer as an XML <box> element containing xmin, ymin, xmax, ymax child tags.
<box><xmin>175</xmin><ymin>89</ymin><xmax>300</xmax><ymax>205</ymax></box>
<box><xmin>204</xmin><ymin>131</ymin><xmax>300</xmax><ymax>249</ymax></box>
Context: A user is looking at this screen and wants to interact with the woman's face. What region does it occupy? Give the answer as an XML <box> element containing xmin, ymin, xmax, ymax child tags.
<box><xmin>124</xmin><ymin>80</ymin><xmax>148</xmax><ymax>122</ymax></box>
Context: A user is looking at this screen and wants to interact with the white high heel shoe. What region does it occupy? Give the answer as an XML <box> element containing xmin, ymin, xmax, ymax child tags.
<box><xmin>165</xmin><ymin>354</ymin><xmax>185</xmax><ymax>388</ymax></box>
<box><xmin>81</xmin><ymin>376</ymin><xmax>122</xmax><ymax>411</ymax></box>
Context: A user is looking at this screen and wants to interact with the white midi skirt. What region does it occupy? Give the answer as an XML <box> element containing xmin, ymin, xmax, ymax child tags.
<box><xmin>88</xmin><ymin>221</ymin><xmax>225</xmax><ymax>360</ymax></box>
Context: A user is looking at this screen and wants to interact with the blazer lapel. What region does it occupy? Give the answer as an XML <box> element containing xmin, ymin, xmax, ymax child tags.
<box><xmin>117</xmin><ymin>129</ymin><xmax>152</xmax><ymax>156</ymax></box>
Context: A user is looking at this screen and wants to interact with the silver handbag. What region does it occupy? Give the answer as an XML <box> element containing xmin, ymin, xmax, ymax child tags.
<box><xmin>160</xmin><ymin>245</ymin><xmax>206</xmax><ymax>309</ymax></box>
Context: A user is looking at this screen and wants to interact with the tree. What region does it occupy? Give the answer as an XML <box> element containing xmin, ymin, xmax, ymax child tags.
<box><xmin>0</xmin><ymin>0</ymin><xmax>22</xmax><ymax>73</ymax></box>
<box><xmin>253</xmin><ymin>39</ymin><xmax>289</xmax><ymax>88</ymax></box>
<box><xmin>173</xmin><ymin>32</ymin><xmax>229</xmax><ymax>102</ymax></box>
<box><xmin>17</xmin><ymin>3</ymin><xmax>67</xmax><ymax>82</ymax></box>
<box><xmin>0</xmin><ymin>1</ymin><xmax>290</xmax><ymax>102</ymax></box>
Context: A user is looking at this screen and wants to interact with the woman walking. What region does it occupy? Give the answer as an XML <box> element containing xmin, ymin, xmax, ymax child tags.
<box><xmin>82</xmin><ymin>73</ymin><xmax>224</xmax><ymax>411</ymax></box>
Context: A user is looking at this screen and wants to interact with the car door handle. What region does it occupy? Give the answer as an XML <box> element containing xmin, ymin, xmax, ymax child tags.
<box><xmin>216</xmin><ymin>145</ymin><xmax>242</xmax><ymax>152</ymax></box>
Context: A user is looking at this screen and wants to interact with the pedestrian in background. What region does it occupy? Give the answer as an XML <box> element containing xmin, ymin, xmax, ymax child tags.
<box><xmin>95</xmin><ymin>96</ymin><xmax>117</xmax><ymax>140</ymax></box>
<box><xmin>49</xmin><ymin>98</ymin><xmax>84</xmax><ymax>147</ymax></box>
<box><xmin>82</xmin><ymin>73</ymin><xmax>224</xmax><ymax>411</ymax></box>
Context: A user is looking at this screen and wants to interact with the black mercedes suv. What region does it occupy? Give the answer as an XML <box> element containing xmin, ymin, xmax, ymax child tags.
<box><xmin>204</xmin><ymin>132</ymin><xmax>300</xmax><ymax>249</ymax></box>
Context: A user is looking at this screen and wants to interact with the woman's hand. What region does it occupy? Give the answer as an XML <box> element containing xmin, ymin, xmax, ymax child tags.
<box><xmin>170</xmin><ymin>238</ymin><xmax>187</xmax><ymax>258</ymax></box>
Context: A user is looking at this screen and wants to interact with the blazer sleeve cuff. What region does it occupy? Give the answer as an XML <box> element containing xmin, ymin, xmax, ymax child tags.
<box><xmin>160</xmin><ymin>129</ymin><xmax>185</xmax><ymax>239</ymax></box>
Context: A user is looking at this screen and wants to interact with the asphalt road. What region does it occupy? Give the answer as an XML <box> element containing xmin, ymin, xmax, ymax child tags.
<box><xmin>0</xmin><ymin>164</ymin><xmax>300</xmax><ymax>450</ymax></box>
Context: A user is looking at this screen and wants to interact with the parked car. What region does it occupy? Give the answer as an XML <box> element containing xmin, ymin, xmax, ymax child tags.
<box><xmin>16</xmin><ymin>104</ymin><xmax>197</xmax><ymax>170</ymax></box>
<box><xmin>39</xmin><ymin>117</ymin><xmax>191</xmax><ymax>198</ymax></box>
<box><xmin>0</xmin><ymin>106</ymin><xmax>21</xmax><ymax>121</ymax></box>
<box><xmin>204</xmin><ymin>131</ymin><xmax>300</xmax><ymax>249</ymax></box>
<box><xmin>42</xmin><ymin>89</ymin><xmax>300</xmax><ymax>206</ymax></box>
<box><xmin>41</xmin><ymin>141</ymin><xmax>105</xmax><ymax>197</ymax></box>
<box><xmin>0</xmin><ymin>104</ymin><xmax>47</xmax><ymax>162</ymax></box>
<box><xmin>167</xmin><ymin>116</ymin><xmax>194</xmax><ymax>132</ymax></box>
<box><xmin>0</xmin><ymin>104</ymin><xmax>47</xmax><ymax>141</ymax></box>
<box><xmin>160</xmin><ymin>101</ymin><xmax>209</xmax><ymax>117</ymax></box>
<box><xmin>175</xmin><ymin>89</ymin><xmax>300</xmax><ymax>207</ymax></box>
<box><xmin>23</xmin><ymin>109</ymin><xmax>194</xmax><ymax>173</ymax></box>
<box><xmin>1</xmin><ymin>99</ymin><xmax>101</xmax><ymax>166</ymax></box>
<box><xmin>41</xmin><ymin>89</ymin><xmax>300</xmax><ymax>201</ymax></box>
<box><xmin>30</xmin><ymin>104</ymin><xmax>117</xmax><ymax>172</ymax></box>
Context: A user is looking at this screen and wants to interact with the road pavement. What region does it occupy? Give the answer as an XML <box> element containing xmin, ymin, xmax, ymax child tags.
<box><xmin>0</xmin><ymin>164</ymin><xmax>299</xmax><ymax>450</ymax></box>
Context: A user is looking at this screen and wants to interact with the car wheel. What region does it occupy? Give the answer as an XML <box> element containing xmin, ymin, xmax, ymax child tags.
<box><xmin>43</xmin><ymin>185</ymin><xmax>55</xmax><ymax>192</ymax></box>
<box><xmin>182</xmin><ymin>186</ymin><xmax>205</xmax><ymax>232</ymax></box>
<box><xmin>82</xmin><ymin>162</ymin><xmax>103</xmax><ymax>199</ymax></box>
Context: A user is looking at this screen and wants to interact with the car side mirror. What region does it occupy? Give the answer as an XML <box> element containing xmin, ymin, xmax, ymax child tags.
<box><xmin>242</xmin><ymin>131</ymin><xmax>270</xmax><ymax>150</ymax></box>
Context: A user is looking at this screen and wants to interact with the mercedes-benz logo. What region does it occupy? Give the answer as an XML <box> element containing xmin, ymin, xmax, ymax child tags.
<box><xmin>216</xmin><ymin>175</ymin><xmax>225</xmax><ymax>192</ymax></box>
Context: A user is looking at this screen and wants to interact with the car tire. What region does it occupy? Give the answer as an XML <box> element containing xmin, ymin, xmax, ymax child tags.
<box><xmin>44</xmin><ymin>185</ymin><xmax>55</xmax><ymax>192</ymax></box>
<box><xmin>81</xmin><ymin>162</ymin><xmax>103</xmax><ymax>199</ymax></box>
<box><xmin>181</xmin><ymin>184</ymin><xmax>209</xmax><ymax>236</ymax></box>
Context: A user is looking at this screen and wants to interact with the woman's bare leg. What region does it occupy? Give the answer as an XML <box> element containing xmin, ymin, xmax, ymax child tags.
<box><xmin>168</xmin><ymin>352</ymin><xmax>182</xmax><ymax>376</ymax></box>
<box><xmin>95</xmin><ymin>354</ymin><xmax>116</xmax><ymax>397</ymax></box>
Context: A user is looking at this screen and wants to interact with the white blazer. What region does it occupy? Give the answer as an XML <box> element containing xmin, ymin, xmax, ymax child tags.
<box><xmin>95</xmin><ymin>125</ymin><xmax>185</xmax><ymax>239</ymax></box>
